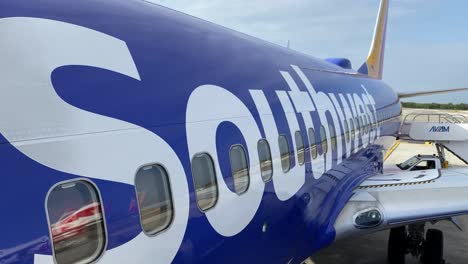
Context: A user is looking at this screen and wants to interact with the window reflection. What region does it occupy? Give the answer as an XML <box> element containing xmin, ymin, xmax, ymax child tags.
<box><xmin>320</xmin><ymin>125</ymin><xmax>328</xmax><ymax>154</ymax></box>
<box><xmin>329</xmin><ymin>123</ymin><xmax>337</xmax><ymax>151</ymax></box>
<box><xmin>192</xmin><ymin>153</ymin><xmax>218</xmax><ymax>211</ymax></box>
<box><xmin>308</xmin><ymin>128</ymin><xmax>317</xmax><ymax>160</ymax></box>
<box><xmin>230</xmin><ymin>145</ymin><xmax>250</xmax><ymax>194</ymax></box>
<box><xmin>47</xmin><ymin>181</ymin><xmax>106</xmax><ymax>264</ymax></box>
<box><xmin>295</xmin><ymin>131</ymin><xmax>305</xmax><ymax>166</ymax></box>
<box><xmin>258</xmin><ymin>139</ymin><xmax>273</xmax><ymax>182</ymax></box>
<box><xmin>344</xmin><ymin>120</ymin><xmax>350</xmax><ymax>143</ymax></box>
<box><xmin>135</xmin><ymin>165</ymin><xmax>173</xmax><ymax>236</ymax></box>
<box><xmin>278</xmin><ymin>135</ymin><xmax>291</xmax><ymax>172</ymax></box>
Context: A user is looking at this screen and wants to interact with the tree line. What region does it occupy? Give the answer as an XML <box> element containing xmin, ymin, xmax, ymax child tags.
<box><xmin>402</xmin><ymin>102</ymin><xmax>468</xmax><ymax>110</ymax></box>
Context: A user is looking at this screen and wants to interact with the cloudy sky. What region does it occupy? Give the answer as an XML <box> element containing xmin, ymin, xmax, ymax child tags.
<box><xmin>149</xmin><ymin>0</ymin><xmax>468</xmax><ymax>103</ymax></box>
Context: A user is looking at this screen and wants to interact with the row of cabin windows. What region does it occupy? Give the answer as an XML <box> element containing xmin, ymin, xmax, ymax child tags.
<box><xmin>191</xmin><ymin>114</ymin><xmax>383</xmax><ymax>212</ymax></box>
<box><xmin>46</xmin><ymin>165</ymin><xmax>176</xmax><ymax>264</ymax></box>
<box><xmin>192</xmin><ymin>111</ymin><xmax>393</xmax><ymax>209</ymax></box>
<box><xmin>45</xmin><ymin>112</ymin><xmax>389</xmax><ymax>264</ymax></box>
<box><xmin>192</xmin><ymin>135</ymin><xmax>300</xmax><ymax>211</ymax></box>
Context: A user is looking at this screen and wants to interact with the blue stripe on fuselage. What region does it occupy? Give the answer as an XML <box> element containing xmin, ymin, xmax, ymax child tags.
<box><xmin>0</xmin><ymin>1</ymin><xmax>401</xmax><ymax>263</ymax></box>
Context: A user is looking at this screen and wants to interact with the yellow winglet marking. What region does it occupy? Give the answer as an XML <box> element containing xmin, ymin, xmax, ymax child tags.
<box><xmin>365</xmin><ymin>0</ymin><xmax>389</xmax><ymax>79</ymax></box>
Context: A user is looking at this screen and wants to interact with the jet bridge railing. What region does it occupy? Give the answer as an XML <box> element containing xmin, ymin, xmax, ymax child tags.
<box><xmin>402</xmin><ymin>112</ymin><xmax>467</xmax><ymax>124</ymax></box>
<box><xmin>400</xmin><ymin>112</ymin><xmax>468</xmax><ymax>138</ymax></box>
<box><xmin>397</xmin><ymin>112</ymin><xmax>468</xmax><ymax>164</ymax></box>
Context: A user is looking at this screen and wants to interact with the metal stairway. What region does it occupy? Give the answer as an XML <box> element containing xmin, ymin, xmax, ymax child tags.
<box><xmin>397</xmin><ymin>112</ymin><xmax>468</xmax><ymax>164</ymax></box>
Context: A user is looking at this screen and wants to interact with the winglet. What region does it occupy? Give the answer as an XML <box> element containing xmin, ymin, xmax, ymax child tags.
<box><xmin>358</xmin><ymin>0</ymin><xmax>389</xmax><ymax>79</ymax></box>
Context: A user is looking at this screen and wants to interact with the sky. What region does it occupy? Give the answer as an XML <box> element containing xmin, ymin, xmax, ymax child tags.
<box><xmin>148</xmin><ymin>0</ymin><xmax>468</xmax><ymax>103</ymax></box>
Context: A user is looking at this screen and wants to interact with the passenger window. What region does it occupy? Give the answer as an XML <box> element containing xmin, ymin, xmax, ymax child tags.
<box><xmin>308</xmin><ymin>128</ymin><xmax>318</xmax><ymax>160</ymax></box>
<box><xmin>278</xmin><ymin>135</ymin><xmax>291</xmax><ymax>172</ymax></box>
<box><xmin>359</xmin><ymin>116</ymin><xmax>366</xmax><ymax>134</ymax></box>
<box><xmin>320</xmin><ymin>125</ymin><xmax>328</xmax><ymax>154</ymax></box>
<box><xmin>366</xmin><ymin>116</ymin><xmax>370</xmax><ymax>133</ymax></box>
<box><xmin>258</xmin><ymin>139</ymin><xmax>273</xmax><ymax>182</ymax></box>
<box><xmin>230</xmin><ymin>145</ymin><xmax>250</xmax><ymax>194</ymax></box>
<box><xmin>356</xmin><ymin>117</ymin><xmax>361</xmax><ymax>135</ymax></box>
<box><xmin>366</xmin><ymin>115</ymin><xmax>370</xmax><ymax>130</ymax></box>
<box><xmin>364</xmin><ymin>116</ymin><xmax>368</xmax><ymax>134</ymax></box>
<box><xmin>329</xmin><ymin>123</ymin><xmax>337</xmax><ymax>151</ymax></box>
<box><xmin>295</xmin><ymin>131</ymin><xmax>305</xmax><ymax>166</ymax></box>
<box><xmin>192</xmin><ymin>153</ymin><xmax>218</xmax><ymax>211</ymax></box>
<box><xmin>344</xmin><ymin>120</ymin><xmax>350</xmax><ymax>143</ymax></box>
<box><xmin>350</xmin><ymin>118</ymin><xmax>355</xmax><ymax>140</ymax></box>
<box><xmin>47</xmin><ymin>180</ymin><xmax>106</xmax><ymax>264</ymax></box>
<box><xmin>135</xmin><ymin>164</ymin><xmax>173</xmax><ymax>236</ymax></box>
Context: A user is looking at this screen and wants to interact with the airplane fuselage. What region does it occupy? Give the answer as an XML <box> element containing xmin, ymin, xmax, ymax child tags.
<box><xmin>0</xmin><ymin>1</ymin><xmax>402</xmax><ymax>263</ymax></box>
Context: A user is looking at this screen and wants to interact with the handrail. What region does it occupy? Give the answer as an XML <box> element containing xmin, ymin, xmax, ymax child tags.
<box><xmin>402</xmin><ymin>112</ymin><xmax>467</xmax><ymax>124</ymax></box>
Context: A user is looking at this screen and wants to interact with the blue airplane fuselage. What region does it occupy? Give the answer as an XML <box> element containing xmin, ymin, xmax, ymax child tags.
<box><xmin>0</xmin><ymin>0</ymin><xmax>401</xmax><ymax>263</ymax></box>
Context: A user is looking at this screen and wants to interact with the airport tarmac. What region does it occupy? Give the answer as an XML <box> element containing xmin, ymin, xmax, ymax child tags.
<box><xmin>313</xmin><ymin>137</ymin><xmax>468</xmax><ymax>263</ymax></box>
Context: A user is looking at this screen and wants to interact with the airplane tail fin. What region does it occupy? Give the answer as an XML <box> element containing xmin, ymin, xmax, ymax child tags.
<box><xmin>358</xmin><ymin>0</ymin><xmax>389</xmax><ymax>80</ymax></box>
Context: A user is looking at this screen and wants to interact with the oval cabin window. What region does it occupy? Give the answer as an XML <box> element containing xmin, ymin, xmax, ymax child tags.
<box><xmin>46</xmin><ymin>180</ymin><xmax>106</xmax><ymax>264</ymax></box>
<box><xmin>135</xmin><ymin>164</ymin><xmax>174</xmax><ymax>236</ymax></box>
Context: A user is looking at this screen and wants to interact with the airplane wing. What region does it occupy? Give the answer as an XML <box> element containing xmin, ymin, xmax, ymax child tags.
<box><xmin>334</xmin><ymin>168</ymin><xmax>468</xmax><ymax>239</ymax></box>
<box><xmin>398</xmin><ymin>87</ymin><xmax>468</xmax><ymax>99</ymax></box>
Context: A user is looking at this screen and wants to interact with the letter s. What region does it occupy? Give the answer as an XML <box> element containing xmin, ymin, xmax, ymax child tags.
<box><xmin>186</xmin><ymin>85</ymin><xmax>264</xmax><ymax>237</ymax></box>
<box><xmin>0</xmin><ymin>18</ymin><xmax>189</xmax><ymax>264</ymax></box>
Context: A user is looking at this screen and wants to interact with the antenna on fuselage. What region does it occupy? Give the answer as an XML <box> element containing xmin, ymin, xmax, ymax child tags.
<box><xmin>287</xmin><ymin>40</ymin><xmax>291</xmax><ymax>49</ymax></box>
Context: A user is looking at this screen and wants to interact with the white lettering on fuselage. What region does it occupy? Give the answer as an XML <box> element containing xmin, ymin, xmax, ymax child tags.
<box><xmin>186</xmin><ymin>85</ymin><xmax>265</xmax><ymax>237</ymax></box>
<box><xmin>0</xmin><ymin>17</ymin><xmax>189</xmax><ymax>264</ymax></box>
<box><xmin>186</xmin><ymin>66</ymin><xmax>379</xmax><ymax>236</ymax></box>
<box><xmin>2</xmin><ymin>17</ymin><xmax>380</xmax><ymax>263</ymax></box>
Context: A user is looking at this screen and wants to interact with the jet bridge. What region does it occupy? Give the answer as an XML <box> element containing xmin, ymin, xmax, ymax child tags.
<box><xmin>397</xmin><ymin>112</ymin><xmax>468</xmax><ymax>164</ymax></box>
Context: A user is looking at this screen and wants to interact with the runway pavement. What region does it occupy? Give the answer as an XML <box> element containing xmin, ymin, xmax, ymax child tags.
<box><xmin>312</xmin><ymin>139</ymin><xmax>468</xmax><ymax>263</ymax></box>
